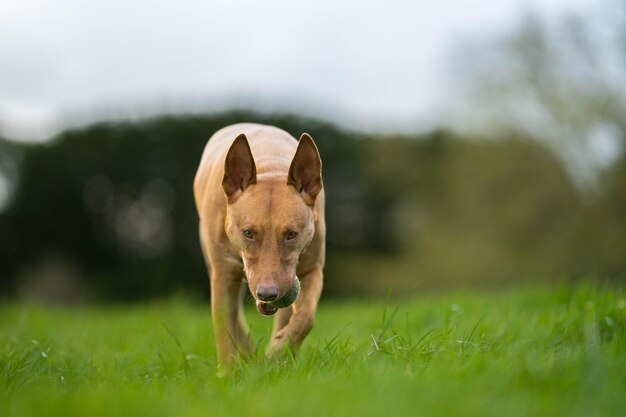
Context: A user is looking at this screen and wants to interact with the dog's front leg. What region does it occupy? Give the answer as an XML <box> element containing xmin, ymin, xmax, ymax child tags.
<box><xmin>271</xmin><ymin>306</ymin><xmax>293</xmax><ymax>339</ymax></box>
<box><xmin>267</xmin><ymin>267</ymin><xmax>323</xmax><ymax>357</ymax></box>
<box><xmin>211</xmin><ymin>271</ymin><xmax>250</xmax><ymax>376</ymax></box>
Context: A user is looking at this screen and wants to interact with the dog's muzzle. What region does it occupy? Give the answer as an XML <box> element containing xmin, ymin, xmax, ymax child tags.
<box><xmin>254</xmin><ymin>277</ymin><xmax>301</xmax><ymax>316</ymax></box>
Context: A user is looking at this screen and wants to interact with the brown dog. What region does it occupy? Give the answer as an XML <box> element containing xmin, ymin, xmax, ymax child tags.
<box><xmin>194</xmin><ymin>124</ymin><xmax>325</xmax><ymax>374</ymax></box>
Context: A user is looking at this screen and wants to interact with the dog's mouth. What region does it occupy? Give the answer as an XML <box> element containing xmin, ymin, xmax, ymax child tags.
<box><xmin>253</xmin><ymin>277</ymin><xmax>301</xmax><ymax>316</ymax></box>
<box><xmin>255</xmin><ymin>300</ymin><xmax>278</xmax><ymax>316</ymax></box>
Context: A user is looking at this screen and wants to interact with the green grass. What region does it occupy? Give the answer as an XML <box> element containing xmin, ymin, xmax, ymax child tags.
<box><xmin>1</xmin><ymin>283</ymin><xmax>625</xmax><ymax>417</ymax></box>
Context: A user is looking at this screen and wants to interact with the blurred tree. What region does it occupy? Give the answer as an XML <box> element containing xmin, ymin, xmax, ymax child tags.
<box><xmin>1</xmin><ymin>112</ymin><xmax>624</xmax><ymax>301</ymax></box>
<box><xmin>0</xmin><ymin>113</ymin><xmax>394</xmax><ymax>300</ymax></box>
<box><xmin>326</xmin><ymin>134</ymin><xmax>598</xmax><ymax>294</ymax></box>
<box><xmin>452</xmin><ymin>0</ymin><xmax>626</xmax><ymax>192</ymax></box>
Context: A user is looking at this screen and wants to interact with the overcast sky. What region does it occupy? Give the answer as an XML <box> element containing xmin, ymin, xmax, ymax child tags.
<box><xmin>0</xmin><ymin>0</ymin><xmax>593</xmax><ymax>141</ymax></box>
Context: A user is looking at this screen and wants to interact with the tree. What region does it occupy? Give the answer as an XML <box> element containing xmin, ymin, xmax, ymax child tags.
<box><xmin>451</xmin><ymin>0</ymin><xmax>626</xmax><ymax>193</ymax></box>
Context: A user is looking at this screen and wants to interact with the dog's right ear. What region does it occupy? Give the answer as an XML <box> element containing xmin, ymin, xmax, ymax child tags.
<box><xmin>222</xmin><ymin>134</ymin><xmax>257</xmax><ymax>200</ymax></box>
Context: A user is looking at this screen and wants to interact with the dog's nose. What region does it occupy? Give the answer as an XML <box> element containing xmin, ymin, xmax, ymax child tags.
<box><xmin>256</xmin><ymin>284</ymin><xmax>279</xmax><ymax>302</ymax></box>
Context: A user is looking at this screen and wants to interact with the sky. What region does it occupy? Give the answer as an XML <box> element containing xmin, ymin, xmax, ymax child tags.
<box><xmin>0</xmin><ymin>0</ymin><xmax>594</xmax><ymax>141</ymax></box>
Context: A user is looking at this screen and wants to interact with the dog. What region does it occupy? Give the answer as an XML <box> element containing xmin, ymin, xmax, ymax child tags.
<box><xmin>194</xmin><ymin>123</ymin><xmax>325</xmax><ymax>374</ymax></box>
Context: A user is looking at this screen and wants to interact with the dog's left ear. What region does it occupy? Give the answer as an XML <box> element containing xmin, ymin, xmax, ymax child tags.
<box><xmin>223</xmin><ymin>133</ymin><xmax>257</xmax><ymax>200</ymax></box>
<box><xmin>288</xmin><ymin>133</ymin><xmax>322</xmax><ymax>204</ymax></box>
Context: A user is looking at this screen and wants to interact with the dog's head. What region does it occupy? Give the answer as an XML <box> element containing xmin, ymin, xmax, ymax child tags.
<box><xmin>222</xmin><ymin>133</ymin><xmax>322</xmax><ymax>315</ymax></box>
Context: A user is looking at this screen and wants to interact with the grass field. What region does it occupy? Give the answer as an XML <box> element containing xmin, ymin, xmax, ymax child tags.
<box><xmin>1</xmin><ymin>283</ymin><xmax>625</xmax><ymax>417</ymax></box>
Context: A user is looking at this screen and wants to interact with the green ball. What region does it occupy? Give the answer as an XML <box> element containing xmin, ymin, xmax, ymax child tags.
<box><xmin>269</xmin><ymin>277</ymin><xmax>301</xmax><ymax>308</ymax></box>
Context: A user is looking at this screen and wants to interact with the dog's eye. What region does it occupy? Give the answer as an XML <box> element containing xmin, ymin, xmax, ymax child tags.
<box><xmin>286</xmin><ymin>231</ymin><xmax>298</xmax><ymax>241</ymax></box>
<box><xmin>242</xmin><ymin>229</ymin><xmax>255</xmax><ymax>240</ymax></box>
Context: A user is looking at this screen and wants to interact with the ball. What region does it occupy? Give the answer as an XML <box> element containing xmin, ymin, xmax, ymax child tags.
<box><xmin>270</xmin><ymin>277</ymin><xmax>301</xmax><ymax>308</ymax></box>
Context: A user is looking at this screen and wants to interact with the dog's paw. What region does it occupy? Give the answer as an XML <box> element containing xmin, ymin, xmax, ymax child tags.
<box><xmin>215</xmin><ymin>362</ymin><xmax>235</xmax><ymax>379</ymax></box>
<box><xmin>266</xmin><ymin>332</ymin><xmax>292</xmax><ymax>359</ymax></box>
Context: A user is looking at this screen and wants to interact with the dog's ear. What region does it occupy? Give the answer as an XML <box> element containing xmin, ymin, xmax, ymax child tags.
<box><xmin>222</xmin><ymin>134</ymin><xmax>257</xmax><ymax>199</ymax></box>
<box><xmin>288</xmin><ymin>133</ymin><xmax>322</xmax><ymax>204</ymax></box>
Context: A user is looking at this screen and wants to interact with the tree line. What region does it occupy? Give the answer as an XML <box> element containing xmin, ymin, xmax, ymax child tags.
<box><xmin>0</xmin><ymin>111</ymin><xmax>623</xmax><ymax>302</ymax></box>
